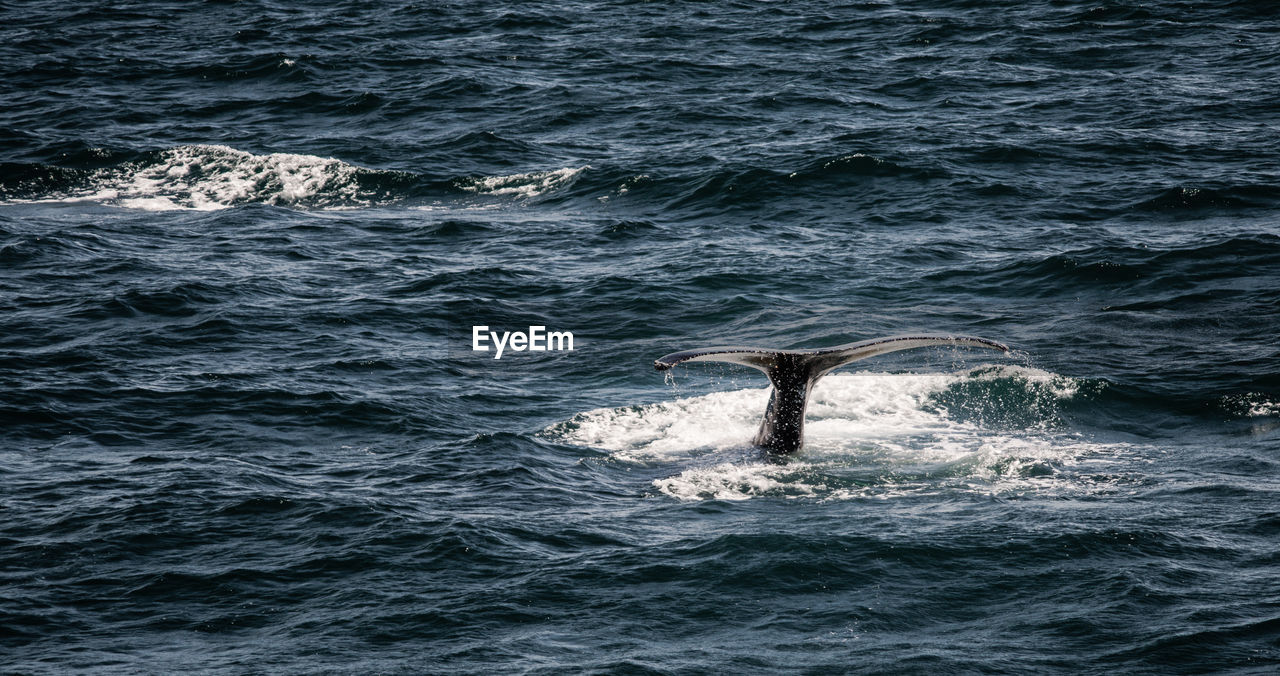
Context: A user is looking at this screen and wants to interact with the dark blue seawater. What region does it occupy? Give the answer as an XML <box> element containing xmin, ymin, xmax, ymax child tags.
<box><xmin>3</xmin><ymin>1</ymin><xmax>1279</xmax><ymax>672</ymax></box>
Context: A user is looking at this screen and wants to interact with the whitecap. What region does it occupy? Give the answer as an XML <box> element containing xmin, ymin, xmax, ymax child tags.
<box><xmin>14</xmin><ymin>144</ymin><xmax>378</xmax><ymax>211</ymax></box>
<box><xmin>458</xmin><ymin>166</ymin><xmax>587</xmax><ymax>199</ymax></box>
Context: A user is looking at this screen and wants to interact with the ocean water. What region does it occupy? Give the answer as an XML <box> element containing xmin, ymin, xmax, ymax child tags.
<box><xmin>3</xmin><ymin>0</ymin><xmax>1279</xmax><ymax>672</ymax></box>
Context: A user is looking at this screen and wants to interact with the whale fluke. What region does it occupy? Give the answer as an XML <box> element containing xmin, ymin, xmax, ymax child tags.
<box><xmin>655</xmin><ymin>334</ymin><xmax>1009</xmax><ymax>454</ymax></box>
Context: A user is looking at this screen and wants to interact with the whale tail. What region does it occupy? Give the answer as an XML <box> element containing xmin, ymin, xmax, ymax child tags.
<box><xmin>655</xmin><ymin>334</ymin><xmax>1009</xmax><ymax>454</ymax></box>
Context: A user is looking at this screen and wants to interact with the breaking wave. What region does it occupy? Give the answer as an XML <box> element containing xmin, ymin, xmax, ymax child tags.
<box><xmin>2</xmin><ymin>145</ymin><xmax>405</xmax><ymax>210</ymax></box>
<box><xmin>0</xmin><ymin>145</ymin><xmax>587</xmax><ymax>210</ymax></box>
<box><xmin>456</xmin><ymin>166</ymin><xmax>588</xmax><ymax>199</ymax></box>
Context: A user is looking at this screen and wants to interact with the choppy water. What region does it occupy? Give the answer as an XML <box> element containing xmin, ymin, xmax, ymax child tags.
<box><xmin>3</xmin><ymin>1</ymin><xmax>1279</xmax><ymax>672</ymax></box>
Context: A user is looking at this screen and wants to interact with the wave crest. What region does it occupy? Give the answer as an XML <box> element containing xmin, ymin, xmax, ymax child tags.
<box><xmin>456</xmin><ymin>166</ymin><xmax>587</xmax><ymax>199</ymax></box>
<box><xmin>4</xmin><ymin>144</ymin><xmax>406</xmax><ymax>211</ymax></box>
<box><xmin>0</xmin><ymin>145</ymin><xmax>588</xmax><ymax>211</ymax></box>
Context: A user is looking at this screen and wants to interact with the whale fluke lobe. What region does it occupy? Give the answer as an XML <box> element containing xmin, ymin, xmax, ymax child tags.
<box><xmin>655</xmin><ymin>334</ymin><xmax>1010</xmax><ymax>454</ymax></box>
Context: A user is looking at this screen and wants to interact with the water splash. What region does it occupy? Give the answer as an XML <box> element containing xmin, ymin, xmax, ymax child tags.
<box><xmin>549</xmin><ymin>366</ymin><xmax>1130</xmax><ymax>501</ymax></box>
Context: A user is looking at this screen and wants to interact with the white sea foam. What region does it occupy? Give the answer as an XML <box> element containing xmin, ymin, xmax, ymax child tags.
<box><xmin>1249</xmin><ymin>400</ymin><xmax>1280</xmax><ymax>417</ymax></box>
<box><xmin>10</xmin><ymin>146</ymin><xmax>589</xmax><ymax>211</ymax></box>
<box><xmin>551</xmin><ymin>366</ymin><xmax>1132</xmax><ymax>501</ymax></box>
<box><xmin>458</xmin><ymin>166</ymin><xmax>586</xmax><ymax>199</ymax></box>
<box><xmin>16</xmin><ymin>144</ymin><xmax>374</xmax><ymax>211</ymax></box>
<box><xmin>1223</xmin><ymin>393</ymin><xmax>1280</xmax><ymax>418</ymax></box>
